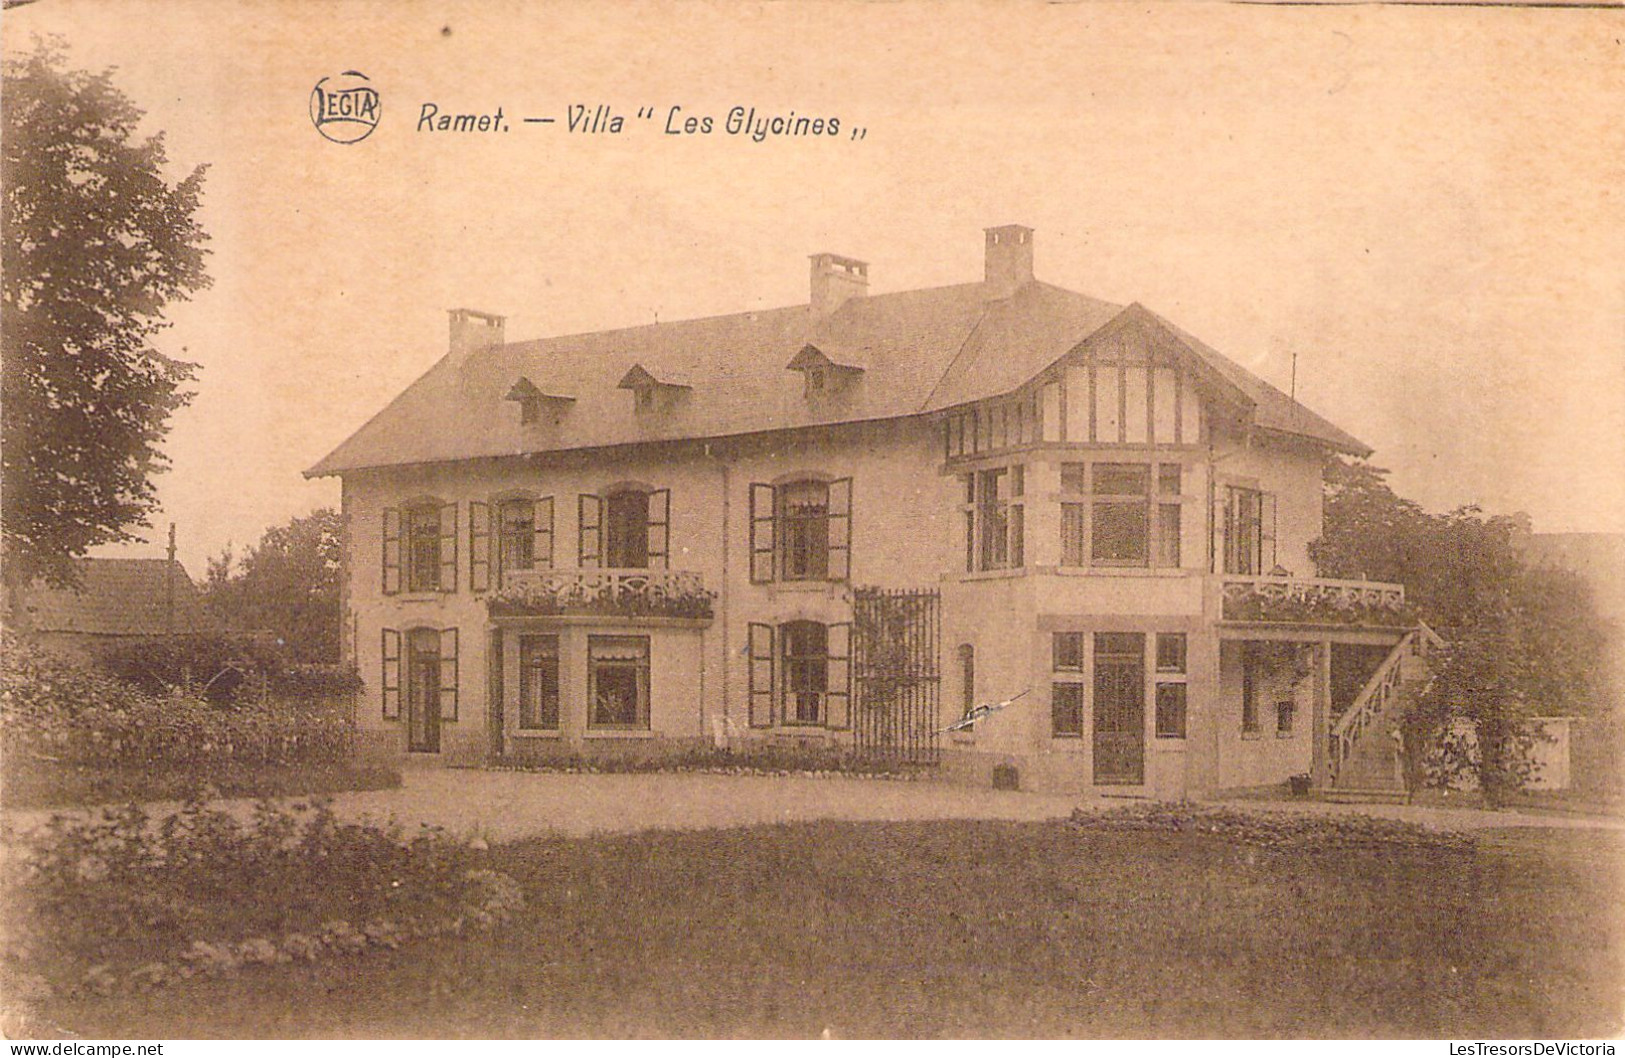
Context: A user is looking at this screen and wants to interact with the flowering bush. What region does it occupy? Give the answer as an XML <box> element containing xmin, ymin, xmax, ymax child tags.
<box><xmin>3</xmin><ymin>793</ymin><xmax>525</xmax><ymax>998</ymax></box>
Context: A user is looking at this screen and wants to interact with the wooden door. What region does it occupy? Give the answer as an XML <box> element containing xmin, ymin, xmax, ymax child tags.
<box><xmin>1092</xmin><ymin>633</ymin><xmax>1144</xmax><ymax>784</ymax></box>
<box><xmin>407</xmin><ymin>629</ymin><xmax>441</xmax><ymax>753</ymax></box>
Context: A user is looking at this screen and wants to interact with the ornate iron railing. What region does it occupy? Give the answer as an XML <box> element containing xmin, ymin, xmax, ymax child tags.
<box><xmin>1221</xmin><ymin>575</ymin><xmax>1408</xmax><ymax>624</ymax></box>
<box><xmin>1328</xmin><ymin>630</ymin><xmax>1413</xmax><ymax>787</ymax></box>
<box><xmin>490</xmin><ymin>568</ymin><xmax>713</xmax><ymax>620</ymax></box>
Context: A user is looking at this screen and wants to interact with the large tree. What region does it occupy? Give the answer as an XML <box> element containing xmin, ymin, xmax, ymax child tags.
<box><xmin>2</xmin><ymin>40</ymin><xmax>210</xmax><ymax>592</ymax></box>
<box><xmin>202</xmin><ymin>508</ymin><xmax>343</xmax><ymax>664</ymax></box>
<box><xmin>1312</xmin><ymin>456</ymin><xmax>1617</xmax><ymax>795</ymax></box>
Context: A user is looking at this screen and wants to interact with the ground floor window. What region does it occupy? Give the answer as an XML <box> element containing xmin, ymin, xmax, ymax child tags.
<box><xmin>1276</xmin><ymin>698</ymin><xmax>1296</xmax><ymax>737</ymax></box>
<box><xmin>781</xmin><ymin>620</ymin><xmax>830</xmax><ymax>725</ymax></box>
<box><xmin>518</xmin><ymin>634</ymin><xmax>560</xmax><ymax>731</ymax></box>
<box><xmin>1154</xmin><ymin>633</ymin><xmax>1187</xmax><ymax>739</ymax></box>
<box><xmin>1052</xmin><ymin>683</ymin><xmax>1085</xmax><ymax>737</ymax></box>
<box><xmin>588</xmin><ymin>635</ymin><xmax>650</xmax><ymax>729</ymax></box>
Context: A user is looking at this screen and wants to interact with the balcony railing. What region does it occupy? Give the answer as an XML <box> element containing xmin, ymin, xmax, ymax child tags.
<box><xmin>489</xmin><ymin>568</ymin><xmax>714</xmax><ymax>621</ymax></box>
<box><xmin>1221</xmin><ymin>575</ymin><xmax>1410</xmax><ymax>626</ymax></box>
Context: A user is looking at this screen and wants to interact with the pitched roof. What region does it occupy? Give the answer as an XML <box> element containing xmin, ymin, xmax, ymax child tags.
<box><xmin>308</xmin><ymin>277</ymin><xmax>1368</xmax><ymax>476</ymax></box>
<box><xmin>20</xmin><ymin>558</ymin><xmax>213</xmax><ymax>637</ymax></box>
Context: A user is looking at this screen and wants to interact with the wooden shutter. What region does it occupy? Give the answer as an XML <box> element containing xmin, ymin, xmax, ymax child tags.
<box><xmin>825</xmin><ymin>622</ymin><xmax>852</xmax><ymax>730</ymax></box>
<box><xmin>647</xmin><ymin>488</ymin><xmax>670</xmax><ymax>570</ymax></box>
<box><xmin>535</xmin><ymin>496</ymin><xmax>555</xmax><ymax>568</ymax></box>
<box><xmin>381</xmin><ymin>628</ymin><xmax>401</xmax><ymax>719</ymax></box>
<box><xmin>749</xmin><ymin>483</ymin><xmax>775</xmax><ymax>583</ymax></box>
<box><xmin>469</xmin><ymin>501</ymin><xmax>491</xmax><ymax>592</ymax></box>
<box><xmin>827</xmin><ymin>477</ymin><xmax>852</xmax><ymax>582</ymax></box>
<box><xmin>748</xmin><ymin>622</ymin><xmax>775</xmax><ymax>728</ymax></box>
<box><xmin>439</xmin><ymin>627</ymin><xmax>459</xmax><ymax>721</ymax></box>
<box><xmin>578</xmin><ymin>494</ymin><xmax>602</xmax><ymax>568</ymax></box>
<box><xmin>382</xmin><ymin>508</ymin><xmax>401</xmax><ymax>595</ymax></box>
<box><xmin>438</xmin><ymin>503</ymin><xmax>458</xmax><ymax>593</ymax></box>
<box><xmin>1263</xmin><ymin>492</ymin><xmax>1279</xmax><ymax>571</ymax></box>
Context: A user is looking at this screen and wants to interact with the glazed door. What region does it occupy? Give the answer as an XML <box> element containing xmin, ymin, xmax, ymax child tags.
<box><xmin>407</xmin><ymin>630</ymin><xmax>442</xmax><ymax>753</ymax></box>
<box><xmin>1092</xmin><ymin>633</ymin><xmax>1145</xmax><ymax>784</ymax></box>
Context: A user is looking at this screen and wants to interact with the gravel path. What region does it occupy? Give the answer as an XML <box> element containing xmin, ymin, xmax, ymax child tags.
<box><xmin>4</xmin><ymin>770</ymin><xmax>1619</xmax><ymax>842</ymax></box>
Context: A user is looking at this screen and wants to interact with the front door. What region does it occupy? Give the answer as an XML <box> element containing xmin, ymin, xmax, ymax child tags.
<box><xmin>1093</xmin><ymin>632</ymin><xmax>1145</xmax><ymax>784</ymax></box>
<box><xmin>407</xmin><ymin>629</ymin><xmax>441</xmax><ymax>753</ymax></box>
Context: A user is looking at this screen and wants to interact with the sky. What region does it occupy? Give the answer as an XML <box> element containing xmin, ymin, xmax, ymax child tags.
<box><xmin>6</xmin><ymin>0</ymin><xmax>1623</xmax><ymax>576</ymax></box>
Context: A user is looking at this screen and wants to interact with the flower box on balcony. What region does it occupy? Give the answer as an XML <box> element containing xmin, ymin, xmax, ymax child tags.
<box><xmin>1220</xmin><ymin>576</ymin><xmax>1413</xmax><ymax>627</ymax></box>
<box><xmin>489</xmin><ymin>569</ymin><xmax>715</xmax><ymax>621</ymax></box>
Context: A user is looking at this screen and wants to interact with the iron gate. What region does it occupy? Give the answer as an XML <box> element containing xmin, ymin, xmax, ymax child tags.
<box><xmin>852</xmin><ymin>587</ymin><xmax>941</xmax><ymax>763</ymax></box>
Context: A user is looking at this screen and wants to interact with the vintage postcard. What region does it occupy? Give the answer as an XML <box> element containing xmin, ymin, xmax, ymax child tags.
<box><xmin>2</xmin><ymin>0</ymin><xmax>1621</xmax><ymax>1043</ymax></box>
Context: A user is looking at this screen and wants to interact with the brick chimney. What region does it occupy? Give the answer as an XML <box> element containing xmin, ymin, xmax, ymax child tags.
<box><xmin>448</xmin><ymin>308</ymin><xmax>506</xmax><ymax>359</ymax></box>
<box><xmin>984</xmin><ymin>225</ymin><xmax>1034</xmax><ymax>300</ymax></box>
<box><xmin>809</xmin><ymin>253</ymin><xmax>868</xmax><ymax>318</ymax></box>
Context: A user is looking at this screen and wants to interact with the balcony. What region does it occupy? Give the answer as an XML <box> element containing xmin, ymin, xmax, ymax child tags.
<box><xmin>489</xmin><ymin>568</ymin><xmax>714</xmax><ymax>621</ymax></box>
<box><xmin>1220</xmin><ymin>575</ymin><xmax>1411</xmax><ymax>627</ymax></box>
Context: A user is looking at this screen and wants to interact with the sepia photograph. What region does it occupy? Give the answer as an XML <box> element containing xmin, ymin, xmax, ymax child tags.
<box><xmin>1</xmin><ymin>0</ymin><xmax>1621</xmax><ymax>1042</ymax></box>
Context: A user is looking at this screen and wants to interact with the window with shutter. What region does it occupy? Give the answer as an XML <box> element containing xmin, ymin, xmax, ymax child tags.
<box><xmin>382</xmin><ymin>509</ymin><xmax>402</xmax><ymax>595</ymax></box>
<box><xmin>439</xmin><ymin>628</ymin><xmax>459</xmax><ymax>721</ymax></box>
<box><xmin>747</xmin><ymin>622</ymin><xmax>775</xmax><ymax>727</ymax></box>
<box><xmin>826</xmin><ymin>622</ymin><xmax>851</xmax><ymax>730</ymax></box>
<box><xmin>578</xmin><ymin>494</ymin><xmax>603</xmax><ymax>568</ymax></box>
<box><xmin>604</xmin><ymin>490</ymin><xmax>650</xmax><ymax>568</ymax></box>
<box><xmin>469</xmin><ymin>501</ymin><xmax>491</xmax><ymax>592</ymax></box>
<box><xmin>826</xmin><ymin>478</ymin><xmax>852</xmax><ymax>582</ymax></box>
<box><xmin>404</xmin><ymin>504</ymin><xmax>442</xmax><ymax>592</ymax></box>
<box><xmin>381</xmin><ymin>628</ymin><xmax>401</xmax><ymax>719</ymax></box>
<box><xmin>646</xmin><ymin>488</ymin><xmax>670</xmax><ymax>570</ymax></box>
<box><xmin>438</xmin><ymin>504</ymin><xmax>458</xmax><ymax>593</ymax></box>
<box><xmin>749</xmin><ymin>484</ymin><xmax>776</xmax><ymax>583</ymax></box>
<box><xmin>496</xmin><ymin>498</ymin><xmax>536</xmax><ymax>582</ymax></box>
<box><xmin>534</xmin><ymin>496</ymin><xmax>555</xmax><ymax>569</ymax></box>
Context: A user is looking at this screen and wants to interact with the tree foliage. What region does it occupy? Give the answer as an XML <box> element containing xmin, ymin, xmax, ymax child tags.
<box><xmin>1312</xmin><ymin>456</ymin><xmax>1618</xmax><ymax>795</ymax></box>
<box><xmin>202</xmin><ymin>509</ymin><xmax>342</xmax><ymax>664</ymax></box>
<box><xmin>2</xmin><ymin>40</ymin><xmax>210</xmax><ymax>589</ymax></box>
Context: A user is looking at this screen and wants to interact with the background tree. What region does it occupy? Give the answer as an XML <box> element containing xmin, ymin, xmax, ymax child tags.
<box><xmin>202</xmin><ymin>508</ymin><xmax>342</xmax><ymax>664</ymax></box>
<box><xmin>1312</xmin><ymin>456</ymin><xmax>1618</xmax><ymax>796</ymax></box>
<box><xmin>2</xmin><ymin>39</ymin><xmax>210</xmax><ymax>595</ymax></box>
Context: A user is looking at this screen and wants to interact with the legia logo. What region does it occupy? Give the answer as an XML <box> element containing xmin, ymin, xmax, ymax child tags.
<box><xmin>310</xmin><ymin>71</ymin><xmax>379</xmax><ymax>144</ymax></box>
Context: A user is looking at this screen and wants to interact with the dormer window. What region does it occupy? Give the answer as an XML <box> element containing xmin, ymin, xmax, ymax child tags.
<box><xmin>504</xmin><ymin>377</ymin><xmax>574</xmax><ymax>426</ymax></box>
<box><xmin>786</xmin><ymin>344</ymin><xmax>863</xmax><ymax>400</ymax></box>
<box><xmin>618</xmin><ymin>364</ymin><xmax>691</xmax><ymax>414</ymax></box>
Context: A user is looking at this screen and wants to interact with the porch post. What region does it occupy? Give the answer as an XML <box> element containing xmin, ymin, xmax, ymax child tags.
<box><xmin>1311</xmin><ymin>637</ymin><xmax>1331</xmax><ymax>789</ymax></box>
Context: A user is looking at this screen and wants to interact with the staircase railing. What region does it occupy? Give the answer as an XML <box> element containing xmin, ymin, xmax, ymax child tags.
<box><xmin>1328</xmin><ymin>630</ymin><xmax>1414</xmax><ymax>787</ymax></box>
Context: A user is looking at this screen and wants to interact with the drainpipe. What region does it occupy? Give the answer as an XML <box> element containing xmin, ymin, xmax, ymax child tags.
<box><xmin>703</xmin><ymin>442</ymin><xmax>732</xmax><ymax>738</ymax></box>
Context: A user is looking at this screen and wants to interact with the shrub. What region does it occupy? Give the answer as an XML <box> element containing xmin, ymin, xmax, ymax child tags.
<box><xmin>4</xmin><ymin>793</ymin><xmax>524</xmax><ymax>996</ymax></box>
<box><xmin>1</xmin><ymin>632</ymin><xmax>357</xmax><ymax>770</ymax></box>
<box><xmin>1069</xmin><ymin>802</ymin><xmax>1475</xmax><ymax>853</ymax></box>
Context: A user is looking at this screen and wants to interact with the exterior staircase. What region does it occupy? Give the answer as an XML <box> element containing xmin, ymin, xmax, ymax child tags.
<box><xmin>1321</xmin><ymin>624</ymin><xmax>1442</xmax><ymax>804</ymax></box>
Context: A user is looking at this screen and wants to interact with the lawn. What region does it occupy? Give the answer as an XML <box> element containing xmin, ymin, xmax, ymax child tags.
<box><xmin>19</xmin><ymin>818</ymin><xmax>1623</xmax><ymax>1039</ymax></box>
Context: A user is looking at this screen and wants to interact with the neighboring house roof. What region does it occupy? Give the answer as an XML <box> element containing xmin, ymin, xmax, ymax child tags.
<box><xmin>308</xmin><ymin>276</ymin><xmax>1369</xmax><ymax>477</ymax></box>
<box><xmin>19</xmin><ymin>558</ymin><xmax>213</xmax><ymax>637</ymax></box>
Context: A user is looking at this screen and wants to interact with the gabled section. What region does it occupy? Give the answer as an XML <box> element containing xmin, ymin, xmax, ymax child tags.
<box><xmin>617</xmin><ymin>364</ymin><xmax>692</xmax><ymax>413</ymax></box>
<box><xmin>504</xmin><ymin>376</ymin><xmax>575</xmax><ymax>426</ymax></box>
<box><xmin>786</xmin><ymin>344</ymin><xmax>865</xmax><ymax>399</ymax></box>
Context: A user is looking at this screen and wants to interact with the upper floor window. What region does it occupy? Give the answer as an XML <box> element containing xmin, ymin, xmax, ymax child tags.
<box><xmin>1060</xmin><ymin>461</ymin><xmax>1183</xmax><ymax>569</ymax></box>
<box><xmin>579</xmin><ymin>487</ymin><xmax>670</xmax><ymax>570</ymax></box>
<box><xmin>382</xmin><ymin>501</ymin><xmax>456</xmax><ymax>595</ymax></box>
<box><xmin>749</xmin><ymin>478</ymin><xmax>852</xmax><ymax>584</ymax></box>
<box><xmin>470</xmin><ymin>496</ymin><xmax>555</xmax><ymax>591</ymax></box>
<box><xmin>962</xmin><ymin>465</ymin><xmax>1024</xmax><ymax>573</ymax></box>
<box><xmin>944</xmin><ymin>391</ymin><xmax>1044</xmax><ymax>460</ymax></box>
<box><xmin>1223</xmin><ymin>486</ymin><xmax>1275</xmax><ymax>575</ymax></box>
<box><xmin>746</xmin><ymin>620</ymin><xmax>851</xmax><ymax>729</ymax></box>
